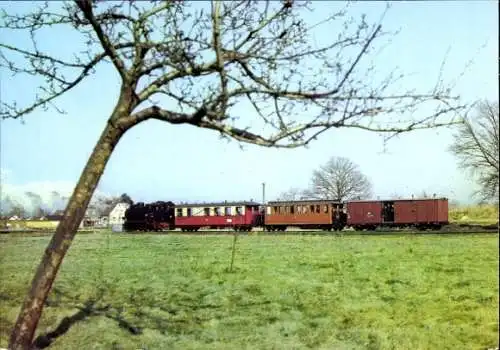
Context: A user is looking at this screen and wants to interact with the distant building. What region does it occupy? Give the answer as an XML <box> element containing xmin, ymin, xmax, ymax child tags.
<box><xmin>83</xmin><ymin>206</ymin><xmax>100</xmax><ymax>227</ymax></box>
<box><xmin>109</xmin><ymin>202</ymin><xmax>130</xmax><ymax>226</ymax></box>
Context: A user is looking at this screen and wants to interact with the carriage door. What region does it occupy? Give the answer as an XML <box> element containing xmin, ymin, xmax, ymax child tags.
<box><xmin>330</xmin><ymin>203</ymin><xmax>337</xmax><ymax>222</ymax></box>
<box><xmin>382</xmin><ymin>201</ymin><xmax>395</xmax><ymax>223</ymax></box>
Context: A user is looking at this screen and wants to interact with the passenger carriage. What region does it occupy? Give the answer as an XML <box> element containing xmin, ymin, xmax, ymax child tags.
<box><xmin>174</xmin><ymin>201</ymin><xmax>263</xmax><ymax>232</ymax></box>
<box><xmin>264</xmin><ymin>199</ymin><xmax>347</xmax><ymax>231</ymax></box>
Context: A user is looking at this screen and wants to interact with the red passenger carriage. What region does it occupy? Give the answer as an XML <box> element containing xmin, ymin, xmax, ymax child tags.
<box><xmin>174</xmin><ymin>201</ymin><xmax>263</xmax><ymax>232</ymax></box>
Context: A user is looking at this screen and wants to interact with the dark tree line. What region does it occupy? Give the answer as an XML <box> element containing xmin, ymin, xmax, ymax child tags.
<box><xmin>1</xmin><ymin>1</ymin><xmax>467</xmax><ymax>347</ymax></box>
<box><xmin>0</xmin><ymin>191</ymin><xmax>134</xmax><ymax>219</ymax></box>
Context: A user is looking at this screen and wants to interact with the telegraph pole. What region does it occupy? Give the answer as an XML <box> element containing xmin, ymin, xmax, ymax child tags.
<box><xmin>262</xmin><ymin>182</ymin><xmax>266</xmax><ymax>205</ymax></box>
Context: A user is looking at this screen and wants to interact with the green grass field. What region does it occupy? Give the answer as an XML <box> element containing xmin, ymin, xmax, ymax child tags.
<box><xmin>1</xmin><ymin>233</ymin><xmax>498</xmax><ymax>350</ymax></box>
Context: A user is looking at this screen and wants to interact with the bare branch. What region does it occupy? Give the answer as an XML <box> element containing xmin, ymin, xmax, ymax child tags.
<box><xmin>449</xmin><ymin>100</ymin><xmax>499</xmax><ymax>201</ymax></box>
<box><xmin>74</xmin><ymin>0</ymin><xmax>128</xmax><ymax>81</ymax></box>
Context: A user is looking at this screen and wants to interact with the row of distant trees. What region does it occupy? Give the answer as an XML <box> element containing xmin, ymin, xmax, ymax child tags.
<box><xmin>278</xmin><ymin>100</ymin><xmax>499</xmax><ymax>204</ymax></box>
<box><xmin>0</xmin><ymin>192</ymin><xmax>134</xmax><ymax>219</ymax></box>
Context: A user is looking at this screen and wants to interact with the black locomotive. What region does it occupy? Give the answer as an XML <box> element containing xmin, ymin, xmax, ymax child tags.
<box><xmin>123</xmin><ymin>201</ymin><xmax>175</xmax><ymax>231</ymax></box>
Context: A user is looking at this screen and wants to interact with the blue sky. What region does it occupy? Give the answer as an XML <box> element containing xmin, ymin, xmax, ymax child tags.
<box><xmin>0</xmin><ymin>1</ymin><xmax>498</xmax><ymax>211</ymax></box>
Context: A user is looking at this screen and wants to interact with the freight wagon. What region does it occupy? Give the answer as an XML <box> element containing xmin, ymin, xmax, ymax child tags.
<box><xmin>347</xmin><ymin>198</ymin><xmax>449</xmax><ymax>230</ymax></box>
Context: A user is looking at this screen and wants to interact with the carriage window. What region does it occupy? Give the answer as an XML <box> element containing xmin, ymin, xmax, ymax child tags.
<box><xmin>204</xmin><ymin>207</ymin><xmax>210</xmax><ymax>216</ymax></box>
<box><xmin>236</xmin><ymin>206</ymin><xmax>243</xmax><ymax>215</ymax></box>
<box><xmin>187</xmin><ymin>208</ymin><xmax>192</xmax><ymax>217</ymax></box>
<box><xmin>323</xmin><ymin>205</ymin><xmax>329</xmax><ymax>213</ymax></box>
<box><xmin>316</xmin><ymin>205</ymin><xmax>320</xmax><ymax>213</ymax></box>
<box><xmin>176</xmin><ymin>208</ymin><xmax>183</xmax><ymax>217</ymax></box>
<box><xmin>224</xmin><ymin>207</ymin><xmax>231</xmax><ymax>216</ymax></box>
<box><xmin>290</xmin><ymin>205</ymin><xmax>295</xmax><ymax>214</ymax></box>
<box><xmin>273</xmin><ymin>206</ymin><xmax>278</xmax><ymax>214</ymax></box>
<box><xmin>214</xmin><ymin>207</ymin><xmax>221</xmax><ymax>216</ymax></box>
<box><xmin>310</xmin><ymin>205</ymin><xmax>315</xmax><ymax>213</ymax></box>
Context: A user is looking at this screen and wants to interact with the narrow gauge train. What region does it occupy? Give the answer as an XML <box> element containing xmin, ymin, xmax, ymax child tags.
<box><xmin>122</xmin><ymin>197</ymin><xmax>449</xmax><ymax>232</ymax></box>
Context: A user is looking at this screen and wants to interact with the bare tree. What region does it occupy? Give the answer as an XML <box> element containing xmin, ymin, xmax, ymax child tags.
<box><xmin>449</xmin><ymin>100</ymin><xmax>499</xmax><ymax>201</ymax></box>
<box><xmin>8</xmin><ymin>204</ymin><xmax>26</xmax><ymax>219</ymax></box>
<box><xmin>24</xmin><ymin>191</ymin><xmax>43</xmax><ymax>218</ymax></box>
<box><xmin>276</xmin><ymin>187</ymin><xmax>307</xmax><ymax>201</ymax></box>
<box><xmin>0</xmin><ymin>1</ymin><xmax>468</xmax><ymax>347</ymax></box>
<box><xmin>305</xmin><ymin>157</ymin><xmax>373</xmax><ymax>201</ymax></box>
<box><xmin>0</xmin><ymin>195</ymin><xmax>15</xmax><ymax>217</ymax></box>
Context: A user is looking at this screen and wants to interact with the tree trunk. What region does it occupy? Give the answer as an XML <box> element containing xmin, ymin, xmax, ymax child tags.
<box><xmin>8</xmin><ymin>119</ymin><xmax>126</xmax><ymax>350</ymax></box>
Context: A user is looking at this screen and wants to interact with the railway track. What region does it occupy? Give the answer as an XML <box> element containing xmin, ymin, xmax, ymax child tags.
<box><xmin>124</xmin><ymin>226</ymin><xmax>498</xmax><ymax>235</ymax></box>
<box><xmin>1</xmin><ymin>224</ymin><xmax>497</xmax><ymax>236</ymax></box>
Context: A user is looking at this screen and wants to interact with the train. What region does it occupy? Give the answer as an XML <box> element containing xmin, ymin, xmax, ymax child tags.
<box><xmin>123</xmin><ymin>197</ymin><xmax>449</xmax><ymax>232</ymax></box>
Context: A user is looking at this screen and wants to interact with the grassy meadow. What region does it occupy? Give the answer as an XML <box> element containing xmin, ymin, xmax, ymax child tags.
<box><xmin>0</xmin><ymin>232</ymin><xmax>498</xmax><ymax>350</ymax></box>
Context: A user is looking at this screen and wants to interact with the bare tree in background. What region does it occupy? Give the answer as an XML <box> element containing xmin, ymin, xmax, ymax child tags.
<box><xmin>1</xmin><ymin>196</ymin><xmax>27</xmax><ymax>218</ymax></box>
<box><xmin>24</xmin><ymin>191</ymin><xmax>46</xmax><ymax>218</ymax></box>
<box><xmin>1</xmin><ymin>0</ymin><xmax>468</xmax><ymax>347</ymax></box>
<box><xmin>91</xmin><ymin>193</ymin><xmax>134</xmax><ymax>216</ymax></box>
<box><xmin>449</xmin><ymin>100</ymin><xmax>499</xmax><ymax>201</ymax></box>
<box><xmin>304</xmin><ymin>156</ymin><xmax>373</xmax><ymax>201</ymax></box>
<box><xmin>276</xmin><ymin>187</ymin><xmax>307</xmax><ymax>201</ymax></box>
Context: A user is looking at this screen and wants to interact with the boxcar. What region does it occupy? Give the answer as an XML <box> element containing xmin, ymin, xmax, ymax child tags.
<box><xmin>393</xmin><ymin>198</ymin><xmax>448</xmax><ymax>229</ymax></box>
<box><xmin>346</xmin><ymin>200</ymin><xmax>383</xmax><ymax>230</ymax></box>
<box><xmin>174</xmin><ymin>201</ymin><xmax>263</xmax><ymax>232</ymax></box>
<box><xmin>347</xmin><ymin>198</ymin><xmax>449</xmax><ymax>230</ymax></box>
<box><xmin>264</xmin><ymin>199</ymin><xmax>346</xmax><ymax>231</ymax></box>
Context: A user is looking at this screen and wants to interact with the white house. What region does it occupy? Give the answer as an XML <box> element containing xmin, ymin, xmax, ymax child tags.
<box><xmin>108</xmin><ymin>202</ymin><xmax>130</xmax><ymax>226</ymax></box>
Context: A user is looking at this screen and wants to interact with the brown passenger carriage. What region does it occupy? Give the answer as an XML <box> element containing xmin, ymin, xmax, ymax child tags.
<box><xmin>264</xmin><ymin>199</ymin><xmax>347</xmax><ymax>231</ymax></box>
